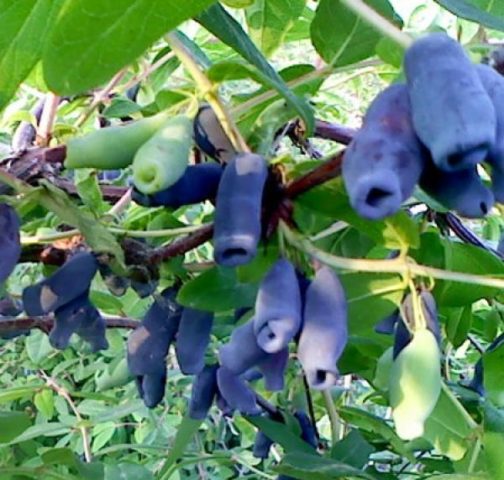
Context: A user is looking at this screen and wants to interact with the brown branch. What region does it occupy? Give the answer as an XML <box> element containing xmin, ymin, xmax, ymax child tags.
<box><xmin>0</xmin><ymin>315</ymin><xmax>139</xmax><ymax>335</ymax></box>
<box><xmin>314</xmin><ymin>119</ymin><xmax>357</xmax><ymax>145</ymax></box>
<box><xmin>284</xmin><ymin>151</ymin><xmax>345</xmax><ymax>199</ymax></box>
<box><xmin>149</xmin><ymin>223</ymin><xmax>214</xmax><ymax>263</ymax></box>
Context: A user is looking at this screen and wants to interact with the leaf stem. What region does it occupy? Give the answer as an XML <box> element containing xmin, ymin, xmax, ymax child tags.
<box><xmin>339</xmin><ymin>0</ymin><xmax>413</xmax><ymax>49</ymax></box>
<box><xmin>165</xmin><ymin>32</ymin><xmax>249</xmax><ymax>152</ymax></box>
<box><xmin>281</xmin><ymin>222</ymin><xmax>504</xmax><ymax>289</ymax></box>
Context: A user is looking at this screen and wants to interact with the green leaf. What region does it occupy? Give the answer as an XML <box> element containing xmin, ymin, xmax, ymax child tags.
<box><xmin>41</xmin><ymin>447</ymin><xmax>79</xmax><ymax>466</ymax></box>
<box><xmin>102</xmin><ymin>98</ymin><xmax>142</xmax><ymax>119</ymax></box>
<box><xmin>339</xmin><ymin>407</ymin><xmax>414</xmax><ymax>461</ymax></box>
<box><xmin>0</xmin><ymin>0</ymin><xmax>64</xmax><ymax>111</ymax></box>
<box><xmin>330</xmin><ymin>430</ymin><xmax>376</xmax><ymax>468</ymax></box>
<box><xmin>435</xmin><ymin>242</ymin><xmax>504</xmax><ymax>306</ymax></box>
<box><xmin>310</xmin><ymin>0</ymin><xmax>403</xmax><ymax>66</ymax></box>
<box><xmin>274</xmin><ymin>452</ymin><xmax>375</xmax><ymax>479</ymax></box>
<box><xmin>434</xmin><ymin>0</ymin><xmax>504</xmax><ymax>32</ymax></box>
<box><xmin>95</xmin><ymin>358</ymin><xmax>133</xmax><ymax>392</ymax></box>
<box><xmin>423</xmin><ymin>385</ymin><xmax>475</xmax><ymax>461</ymax></box>
<box><xmin>245</xmin><ymin>0</ymin><xmax>306</xmax><ymax>57</ymax></box>
<box><xmin>297</xmin><ymin>178</ymin><xmax>419</xmax><ymax>250</ymax></box>
<box><xmin>34</xmin><ymin>388</ymin><xmax>55</xmax><ymax>419</ymax></box>
<box><xmin>0</xmin><ymin>411</ymin><xmax>31</xmax><ymax>444</ymax></box>
<box><xmin>161</xmin><ymin>416</ymin><xmax>203</xmax><ymax>474</ymax></box>
<box><xmin>75</xmin><ymin>169</ymin><xmax>105</xmax><ymax>214</ymax></box>
<box><xmin>483</xmin><ymin>402</ymin><xmax>504</xmax><ymax>479</ymax></box>
<box><xmin>0</xmin><ymin>385</ymin><xmax>40</xmax><ymax>404</ymax></box>
<box><xmin>177</xmin><ymin>266</ymin><xmax>257</xmax><ymax>312</ymax></box>
<box><xmin>483</xmin><ymin>343</ymin><xmax>504</xmax><ymax>407</ymax></box>
<box><xmin>43</xmin><ymin>0</ymin><xmax>216</xmax><ymax>94</ymax></box>
<box><xmin>33</xmin><ymin>180</ymin><xmax>125</xmax><ymax>268</ymax></box>
<box><xmin>105</xmin><ymin>464</ymin><xmax>154</xmax><ymax>480</ymax></box>
<box><xmin>444</xmin><ymin>306</ymin><xmax>472</xmax><ymax>348</ymax></box>
<box><xmin>339</xmin><ymin>272</ymin><xmax>404</xmax><ymax>336</ymax></box>
<box><xmin>26</xmin><ymin>329</ymin><xmax>53</xmax><ymax>364</ymax></box>
<box><xmin>8</xmin><ymin>422</ymin><xmax>70</xmax><ymax>445</ymax></box>
<box><xmin>197</xmin><ymin>3</ymin><xmax>314</xmax><ymax>135</ymax></box>
<box><xmin>246</xmin><ymin>415</ymin><xmax>316</xmax><ymax>454</ymax></box>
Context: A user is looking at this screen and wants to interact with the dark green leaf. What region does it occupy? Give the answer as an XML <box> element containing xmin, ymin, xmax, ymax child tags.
<box><xmin>330</xmin><ymin>430</ymin><xmax>376</xmax><ymax>468</ymax></box>
<box><xmin>275</xmin><ymin>451</ymin><xmax>375</xmax><ymax>479</ymax></box>
<box><xmin>43</xmin><ymin>0</ymin><xmax>216</xmax><ymax>94</ymax></box>
<box><xmin>434</xmin><ymin>0</ymin><xmax>504</xmax><ymax>32</ymax></box>
<box><xmin>197</xmin><ymin>3</ymin><xmax>314</xmax><ymax>134</ymax></box>
<box><xmin>105</xmin><ymin>464</ymin><xmax>154</xmax><ymax>480</ymax></box>
<box><xmin>0</xmin><ymin>411</ymin><xmax>31</xmax><ymax>443</ymax></box>
<box><xmin>177</xmin><ymin>266</ymin><xmax>257</xmax><ymax>312</ymax></box>
<box><xmin>310</xmin><ymin>0</ymin><xmax>403</xmax><ymax>66</ymax></box>
<box><xmin>339</xmin><ymin>407</ymin><xmax>414</xmax><ymax>461</ymax></box>
<box><xmin>246</xmin><ymin>415</ymin><xmax>317</xmax><ymax>454</ymax></box>
<box><xmin>444</xmin><ymin>306</ymin><xmax>472</xmax><ymax>348</ymax></box>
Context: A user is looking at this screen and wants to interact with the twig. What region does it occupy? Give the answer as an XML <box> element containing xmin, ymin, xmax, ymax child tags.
<box><xmin>440</xmin><ymin>212</ymin><xmax>504</xmax><ymax>260</ymax></box>
<box><xmin>165</xmin><ymin>32</ymin><xmax>249</xmax><ymax>153</ymax></box>
<box><xmin>281</xmin><ymin>222</ymin><xmax>504</xmax><ymax>289</ymax></box>
<box><xmin>36</xmin><ymin>93</ymin><xmax>60</xmax><ymax>147</ymax></box>
<box><xmin>302</xmin><ymin>373</ymin><xmax>321</xmax><ymax>445</ymax></box>
<box><xmin>322</xmin><ymin>389</ymin><xmax>343</xmax><ymax>445</ymax></box>
<box><xmin>285</xmin><ymin>151</ymin><xmax>344</xmax><ymax>199</ymax></box>
<box><xmin>150</xmin><ymin>223</ymin><xmax>214</xmax><ymax>263</ymax></box>
<box><xmin>39</xmin><ymin>371</ymin><xmax>93</xmax><ymax>463</ymax></box>
<box><xmin>76</xmin><ymin>69</ymin><xmax>127</xmax><ymax>128</ymax></box>
<box><xmin>314</xmin><ymin>119</ymin><xmax>356</xmax><ymax>145</ymax></box>
<box><xmin>122</xmin><ymin>50</ymin><xmax>177</xmax><ymax>92</ymax></box>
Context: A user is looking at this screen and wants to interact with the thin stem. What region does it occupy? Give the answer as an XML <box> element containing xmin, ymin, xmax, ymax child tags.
<box><xmin>75</xmin><ymin>69</ymin><xmax>127</xmax><ymax>128</ymax></box>
<box><xmin>121</xmin><ymin>50</ymin><xmax>176</xmax><ymax>92</ymax></box>
<box><xmin>37</xmin><ymin>93</ymin><xmax>60</xmax><ymax>147</ymax></box>
<box><xmin>165</xmin><ymin>32</ymin><xmax>249</xmax><ymax>152</ymax></box>
<box><xmin>323</xmin><ymin>389</ymin><xmax>344</xmax><ymax>445</ymax></box>
<box><xmin>39</xmin><ymin>371</ymin><xmax>92</xmax><ymax>462</ymax></box>
<box><xmin>21</xmin><ymin>223</ymin><xmax>210</xmax><ymax>245</ymax></box>
<box><xmin>468</xmin><ymin>437</ymin><xmax>482</xmax><ymax>473</ymax></box>
<box><xmin>441</xmin><ymin>382</ymin><xmax>478</xmax><ymax>430</ymax></box>
<box><xmin>339</xmin><ymin>0</ymin><xmax>413</xmax><ymax>49</ymax></box>
<box><xmin>281</xmin><ymin>222</ymin><xmax>504</xmax><ymax>290</ymax></box>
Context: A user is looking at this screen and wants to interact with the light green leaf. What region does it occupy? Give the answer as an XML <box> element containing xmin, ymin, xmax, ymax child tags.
<box><xmin>483</xmin><ymin>344</ymin><xmax>504</xmax><ymax>407</ymax></box>
<box><xmin>43</xmin><ymin>0</ymin><xmax>216</xmax><ymax>95</ymax></box>
<box><xmin>177</xmin><ymin>266</ymin><xmax>257</xmax><ymax>312</ymax></box>
<box><xmin>275</xmin><ymin>452</ymin><xmax>375</xmax><ymax>479</ymax></box>
<box><xmin>245</xmin><ymin>0</ymin><xmax>306</xmax><ymax>57</ymax></box>
<box><xmin>33</xmin><ymin>180</ymin><xmax>125</xmax><ymax>269</ymax></box>
<box><xmin>444</xmin><ymin>306</ymin><xmax>473</xmax><ymax>348</ymax></box>
<box><xmin>310</xmin><ymin>0</ymin><xmax>403</xmax><ymax>66</ymax></box>
<box><xmin>0</xmin><ymin>0</ymin><xmax>64</xmax><ymax>111</ymax></box>
<box><xmin>423</xmin><ymin>385</ymin><xmax>475</xmax><ymax>461</ymax></box>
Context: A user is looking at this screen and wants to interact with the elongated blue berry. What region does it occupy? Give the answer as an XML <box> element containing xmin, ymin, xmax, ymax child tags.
<box><xmin>213</xmin><ymin>153</ymin><xmax>268</xmax><ymax>267</ymax></box>
<box><xmin>297</xmin><ymin>266</ymin><xmax>348</xmax><ymax>390</ymax></box>
<box><xmin>294</xmin><ymin>410</ymin><xmax>318</xmax><ymax>448</ymax></box>
<box><xmin>175</xmin><ymin>308</ymin><xmax>214</xmax><ymax>375</ymax></box>
<box><xmin>253</xmin><ymin>429</ymin><xmax>274</xmax><ymax>459</ymax></box>
<box><xmin>132</xmin><ymin>163</ymin><xmax>223</xmax><ymax>208</ymax></box>
<box><xmin>0</xmin><ymin>204</ymin><xmax>21</xmax><ymax>285</ymax></box>
<box><xmin>23</xmin><ymin>252</ymin><xmax>98</xmax><ymax>316</ymax></box>
<box><xmin>405</xmin><ymin>33</ymin><xmax>496</xmax><ymax>171</ymax></box>
<box><xmin>254</xmin><ymin>259</ymin><xmax>302</xmax><ymax>353</ymax></box>
<box><xmin>342</xmin><ymin>84</ymin><xmax>426</xmax><ymax>219</ymax></box>
<box><xmin>127</xmin><ymin>287</ymin><xmax>182</xmax><ymax>408</ymax></box>
<box><xmin>193</xmin><ymin>104</ymin><xmax>237</xmax><ymax>163</ymax></box>
<box><xmin>419</xmin><ymin>159</ymin><xmax>494</xmax><ymax>218</ymax></box>
<box><xmin>475</xmin><ymin>64</ymin><xmax>504</xmax><ymax>203</ymax></box>
<box><xmin>216</xmin><ymin>366</ymin><xmax>261</xmax><ymax>415</ymax></box>
<box><xmin>258</xmin><ymin>348</ymin><xmax>289</xmax><ymax>392</ymax></box>
<box><xmin>189</xmin><ymin>364</ymin><xmax>219</xmax><ymax>420</ymax></box>
<box><xmin>219</xmin><ymin>319</ymin><xmax>269</xmax><ymax>375</ymax></box>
